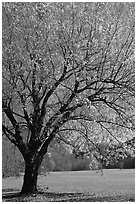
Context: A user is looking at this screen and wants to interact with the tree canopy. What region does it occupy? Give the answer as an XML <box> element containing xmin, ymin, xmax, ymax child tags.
<box><xmin>2</xmin><ymin>2</ymin><xmax>135</xmax><ymax>194</ymax></box>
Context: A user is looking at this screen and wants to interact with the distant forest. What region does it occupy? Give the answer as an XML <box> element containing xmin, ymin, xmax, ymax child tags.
<box><xmin>3</xmin><ymin>136</ymin><xmax>135</xmax><ymax>178</ymax></box>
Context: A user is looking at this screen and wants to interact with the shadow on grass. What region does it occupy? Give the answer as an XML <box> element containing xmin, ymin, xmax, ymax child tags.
<box><xmin>2</xmin><ymin>190</ymin><xmax>84</xmax><ymax>198</ymax></box>
<box><xmin>2</xmin><ymin>190</ymin><xmax>86</xmax><ymax>200</ymax></box>
<box><xmin>2</xmin><ymin>189</ymin><xmax>135</xmax><ymax>202</ymax></box>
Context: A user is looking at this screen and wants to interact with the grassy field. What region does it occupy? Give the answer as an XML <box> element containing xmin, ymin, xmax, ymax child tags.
<box><xmin>2</xmin><ymin>169</ymin><xmax>135</xmax><ymax>202</ymax></box>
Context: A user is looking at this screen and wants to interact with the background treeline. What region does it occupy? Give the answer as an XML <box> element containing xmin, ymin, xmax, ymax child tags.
<box><xmin>2</xmin><ymin>137</ymin><xmax>135</xmax><ymax>178</ymax></box>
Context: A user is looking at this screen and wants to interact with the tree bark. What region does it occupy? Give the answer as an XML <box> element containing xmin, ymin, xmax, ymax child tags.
<box><xmin>21</xmin><ymin>154</ymin><xmax>44</xmax><ymax>194</ymax></box>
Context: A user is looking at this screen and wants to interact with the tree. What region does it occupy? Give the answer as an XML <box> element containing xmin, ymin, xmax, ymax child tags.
<box><xmin>2</xmin><ymin>137</ymin><xmax>24</xmax><ymax>177</ymax></box>
<box><xmin>2</xmin><ymin>2</ymin><xmax>135</xmax><ymax>194</ymax></box>
<box><xmin>88</xmin><ymin>137</ymin><xmax>135</xmax><ymax>170</ymax></box>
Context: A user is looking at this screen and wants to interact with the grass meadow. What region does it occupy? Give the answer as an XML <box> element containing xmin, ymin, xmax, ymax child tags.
<box><xmin>2</xmin><ymin>169</ymin><xmax>135</xmax><ymax>202</ymax></box>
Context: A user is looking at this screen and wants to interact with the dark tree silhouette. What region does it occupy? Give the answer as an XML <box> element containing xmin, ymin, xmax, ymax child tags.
<box><xmin>2</xmin><ymin>2</ymin><xmax>134</xmax><ymax>194</ymax></box>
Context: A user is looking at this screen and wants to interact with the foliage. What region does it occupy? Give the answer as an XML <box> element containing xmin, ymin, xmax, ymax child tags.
<box><xmin>2</xmin><ymin>136</ymin><xmax>134</xmax><ymax>178</ymax></box>
<box><xmin>2</xmin><ymin>2</ymin><xmax>135</xmax><ymax>193</ymax></box>
<box><xmin>2</xmin><ymin>137</ymin><xmax>24</xmax><ymax>178</ymax></box>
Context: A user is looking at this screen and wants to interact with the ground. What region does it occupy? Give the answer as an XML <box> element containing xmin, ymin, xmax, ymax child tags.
<box><xmin>2</xmin><ymin>169</ymin><xmax>135</xmax><ymax>202</ymax></box>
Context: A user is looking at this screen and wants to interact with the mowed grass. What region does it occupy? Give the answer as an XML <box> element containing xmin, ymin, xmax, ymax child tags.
<box><xmin>2</xmin><ymin>169</ymin><xmax>135</xmax><ymax>202</ymax></box>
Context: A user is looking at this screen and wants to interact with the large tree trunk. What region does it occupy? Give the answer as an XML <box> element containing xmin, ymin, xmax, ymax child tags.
<box><xmin>21</xmin><ymin>154</ymin><xmax>44</xmax><ymax>194</ymax></box>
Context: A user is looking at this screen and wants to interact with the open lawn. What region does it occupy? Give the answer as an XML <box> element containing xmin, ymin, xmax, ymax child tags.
<box><xmin>2</xmin><ymin>169</ymin><xmax>135</xmax><ymax>202</ymax></box>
